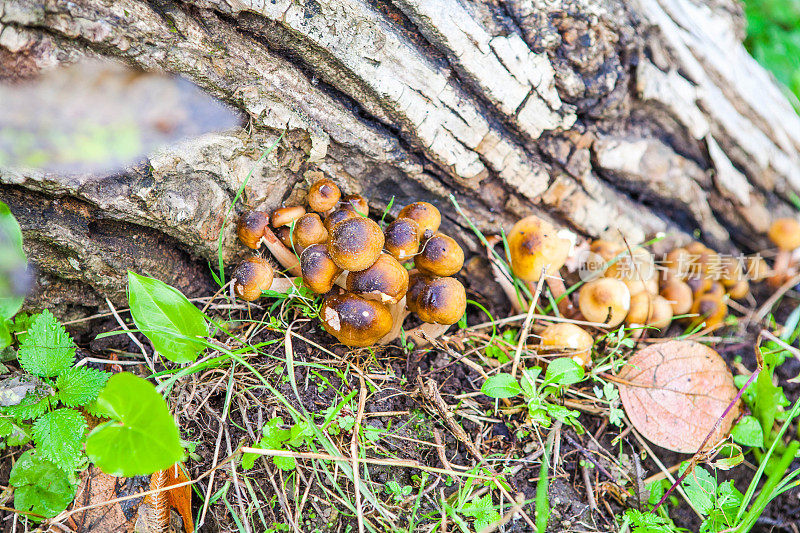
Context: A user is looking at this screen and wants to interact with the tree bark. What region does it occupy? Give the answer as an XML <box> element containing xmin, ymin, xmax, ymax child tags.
<box><xmin>2</xmin><ymin>0</ymin><xmax>799</xmax><ymax>313</ymax></box>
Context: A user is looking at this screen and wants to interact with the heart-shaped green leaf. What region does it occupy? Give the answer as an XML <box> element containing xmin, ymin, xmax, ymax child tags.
<box><xmin>10</xmin><ymin>449</ymin><xmax>76</xmax><ymax>520</ymax></box>
<box><xmin>127</xmin><ymin>271</ymin><xmax>207</xmax><ymax>363</ymax></box>
<box><xmin>85</xmin><ymin>373</ymin><xmax>183</xmax><ymax>476</ymax></box>
<box><xmin>481</xmin><ymin>373</ymin><xmax>522</xmax><ymax>399</ymax></box>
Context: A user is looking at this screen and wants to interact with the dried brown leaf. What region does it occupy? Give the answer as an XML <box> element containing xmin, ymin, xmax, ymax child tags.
<box><xmin>67</xmin><ymin>466</ymin><xmax>147</xmax><ymax>532</ymax></box>
<box><xmin>617</xmin><ymin>340</ymin><xmax>740</xmax><ymax>453</ymax></box>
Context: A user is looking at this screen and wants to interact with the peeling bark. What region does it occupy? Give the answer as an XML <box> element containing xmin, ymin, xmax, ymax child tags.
<box><xmin>1</xmin><ymin>0</ymin><xmax>799</xmax><ymax>311</ymax></box>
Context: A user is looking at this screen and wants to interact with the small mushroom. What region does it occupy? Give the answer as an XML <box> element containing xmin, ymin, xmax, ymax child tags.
<box><xmin>415</xmin><ymin>232</ymin><xmax>464</xmax><ymax>277</ymax></box>
<box><xmin>625</xmin><ymin>293</ymin><xmax>673</xmax><ymax>330</ymax></box>
<box><xmin>727</xmin><ymin>279</ymin><xmax>750</xmax><ymax>300</ymax></box>
<box><xmin>232</xmin><ymin>256</ymin><xmax>274</xmax><ymax>301</ymax></box>
<box><xmin>507</xmin><ymin>215</ymin><xmax>573</xmax><ymax>316</ymax></box>
<box><xmin>307</xmin><ymin>178</ymin><xmax>341</xmax><ymax>213</ymax></box>
<box><xmin>539</xmin><ymin>323</ymin><xmax>593</xmax><ymax>368</ymax></box>
<box><xmin>270</xmin><ymin>206</ymin><xmax>306</xmax><ymax>228</ymax></box>
<box><xmin>398</xmin><ymin>202</ymin><xmax>441</xmax><ymax>237</ymax></box>
<box><xmin>329</xmin><ymin>217</ymin><xmax>385</xmax><ymax>272</ymax></box>
<box><xmin>406</xmin><ymin>276</ymin><xmax>466</xmax><ymax>343</ymax></box>
<box><xmin>237</xmin><ymin>211</ymin><xmax>301</xmax><ymax>276</ymax></box>
<box><xmin>606</xmin><ymin>247</ymin><xmax>657</xmax><ymax>296</ymax></box>
<box><xmin>690</xmin><ymin>294</ymin><xmax>728</xmax><ymax>330</ymax></box>
<box><xmin>384</xmin><ymin>218</ymin><xmax>421</xmax><ymax>261</ymax></box>
<box><xmin>341</xmin><ymin>194</ymin><xmax>369</xmax><ymax>216</ymax></box>
<box><xmin>300</xmin><ymin>244</ymin><xmax>343</xmax><ymax>294</ymax></box>
<box><xmin>276</xmin><ymin>226</ymin><xmax>294</xmax><ymax>250</ymax></box>
<box><xmin>659</xmin><ymin>280</ymin><xmax>693</xmax><ymax>315</ymax></box>
<box><xmin>291</xmin><ymin>213</ymin><xmax>329</xmax><ymax>252</ymax></box>
<box><xmin>663</xmin><ymin>247</ymin><xmax>693</xmax><ymax>280</ymax></box>
<box><xmin>578</xmin><ymin>277</ymin><xmax>631</xmax><ymax>327</ymax></box>
<box><xmin>746</xmin><ymin>255</ymin><xmax>770</xmax><ymax>282</ymax></box>
<box><xmin>324</xmin><ymin>206</ymin><xmax>360</xmax><ymax>232</ymax></box>
<box><xmin>321</xmin><ymin>293</ymin><xmax>393</xmax><ymax>347</ymax></box>
<box><xmin>346</xmin><ymin>253</ymin><xmax>409</xmax><ymax>304</ymax></box>
<box><xmin>768</xmin><ymin>218</ymin><xmax>800</xmax><ymax>287</ymax></box>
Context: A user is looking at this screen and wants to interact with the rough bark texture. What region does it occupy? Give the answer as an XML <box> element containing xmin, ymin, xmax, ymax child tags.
<box><xmin>2</xmin><ymin>0</ymin><xmax>800</xmax><ymax>313</ymax></box>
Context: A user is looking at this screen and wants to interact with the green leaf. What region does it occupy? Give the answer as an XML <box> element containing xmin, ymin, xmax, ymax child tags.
<box><xmin>481</xmin><ymin>373</ymin><xmax>522</xmax><ymax>399</ymax></box>
<box><xmin>0</xmin><ymin>201</ymin><xmax>27</xmax><ymax>321</ymax></box>
<box><xmin>32</xmin><ymin>408</ymin><xmax>87</xmax><ymax>471</ymax></box>
<box><xmin>243</xmin><ymin>418</ymin><xmax>297</xmax><ymax>471</ymax></box>
<box><xmin>731</xmin><ymin>415</ymin><xmax>764</xmax><ymax>448</ymax></box>
<box><xmin>18</xmin><ymin>311</ymin><xmax>76</xmax><ymax>377</ymax></box>
<box><xmin>3</xmin><ymin>392</ymin><xmax>55</xmax><ymax>421</ymax></box>
<box><xmin>127</xmin><ymin>272</ymin><xmax>207</xmax><ymax>363</ymax></box>
<box><xmin>85</xmin><ymin>373</ymin><xmax>183</xmax><ymax>476</ymax></box>
<box><xmin>10</xmin><ymin>449</ymin><xmax>76</xmax><ymax>520</ymax></box>
<box><xmin>544</xmin><ymin>357</ymin><xmax>585</xmax><ymax>386</ymax></box>
<box><xmin>680</xmin><ymin>464</ymin><xmax>716</xmax><ymax>515</ymax></box>
<box><xmin>462</xmin><ymin>493</ymin><xmax>500</xmax><ymax>531</ymax></box>
<box><xmin>56</xmin><ymin>367</ymin><xmax>110</xmax><ymax>407</ymax></box>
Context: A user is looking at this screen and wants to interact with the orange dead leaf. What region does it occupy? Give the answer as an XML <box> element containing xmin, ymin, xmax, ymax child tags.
<box><xmin>616</xmin><ymin>339</ymin><xmax>740</xmax><ymax>453</ymax></box>
<box><xmin>145</xmin><ymin>463</ymin><xmax>194</xmax><ymax>533</ymax></box>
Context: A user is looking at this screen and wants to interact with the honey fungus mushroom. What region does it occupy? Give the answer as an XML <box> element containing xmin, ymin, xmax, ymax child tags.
<box><xmin>341</xmin><ymin>194</ymin><xmax>369</xmax><ymax>216</ymax></box>
<box><xmin>384</xmin><ymin>218</ymin><xmax>420</xmax><ymax>261</ymax></box>
<box><xmin>405</xmin><ymin>276</ymin><xmax>466</xmax><ymax>343</ymax></box>
<box><xmin>232</xmin><ymin>256</ymin><xmax>274</xmax><ymax>301</ymax></box>
<box><xmin>307</xmin><ymin>178</ymin><xmax>341</xmax><ymax>213</ymax></box>
<box><xmin>270</xmin><ymin>206</ymin><xmax>306</xmax><ymax>228</ymax></box>
<box><xmin>539</xmin><ymin>323</ymin><xmax>593</xmax><ymax>368</ymax></box>
<box><xmin>415</xmin><ymin>232</ymin><xmax>464</xmax><ymax>277</ymax></box>
<box><xmin>625</xmin><ymin>292</ymin><xmax>673</xmax><ymax>330</ymax></box>
<box><xmin>578</xmin><ymin>277</ymin><xmax>631</xmax><ymax>327</ymax></box>
<box><xmin>768</xmin><ymin>218</ymin><xmax>800</xmax><ymax>286</ymax></box>
<box><xmin>659</xmin><ymin>279</ymin><xmax>693</xmax><ymax>315</ymax></box>
<box><xmin>507</xmin><ymin>215</ymin><xmax>574</xmax><ymax>316</ymax></box>
<box><xmin>300</xmin><ymin>244</ymin><xmax>343</xmax><ymax>294</ymax></box>
<box><xmin>291</xmin><ymin>213</ymin><xmax>329</xmax><ymax>251</ymax></box>
<box><xmin>321</xmin><ymin>293</ymin><xmax>393</xmax><ymax>347</ymax></box>
<box><xmin>398</xmin><ymin>202</ymin><xmax>441</xmax><ymax>237</ymax></box>
<box><xmin>329</xmin><ymin>217</ymin><xmax>385</xmax><ymax>272</ymax></box>
<box><xmin>346</xmin><ymin>253</ymin><xmax>409</xmax><ymax>304</ymax></box>
<box><xmin>237</xmin><ymin>210</ymin><xmax>301</xmax><ymax>276</ymax></box>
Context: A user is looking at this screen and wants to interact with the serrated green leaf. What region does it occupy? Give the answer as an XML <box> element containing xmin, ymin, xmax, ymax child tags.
<box><xmin>127</xmin><ymin>272</ymin><xmax>207</xmax><ymax>363</ymax></box>
<box><xmin>32</xmin><ymin>408</ymin><xmax>87</xmax><ymax>472</ymax></box>
<box><xmin>481</xmin><ymin>373</ymin><xmax>522</xmax><ymax>399</ymax></box>
<box><xmin>242</xmin><ymin>418</ymin><xmax>296</xmax><ymax>471</ymax></box>
<box><xmin>0</xmin><ymin>417</ymin><xmax>13</xmax><ymax>437</ymax></box>
<box><xmin>18</xmin><ymin>311</ymin><xmax>75</xmax><ymax>377</ymax></box>
<box><xmin>3</xmin><ymin>392</ymin><xmax>55</xmax><ymax>421</ymax></box>
<box><xmin>10</xmin><ymin>449</ymin><xmax>76</xmax><ymax>520</ymax></box>
<box><xmin>56</xmin><ymin>367</ymin><xmax>110</xmax><ymax>407</ymax></box>
<box><xmin>0</xmin><ymin>201</ymin><xmax>27</xmax><ymax>321</ymax></box>
<box><xmin>85</xmin><ymin>373</ymin><xmax>183</xmax><ymax>476</ymax></box>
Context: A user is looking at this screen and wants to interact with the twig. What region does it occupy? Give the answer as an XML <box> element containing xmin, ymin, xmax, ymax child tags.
<box><xmin>352</xmin><ymin>377</ymin><xmax>368</xmax><ymax>533</ymax></box>
<box><xmin>105</xmin><ymin>297</ymin><xmax>158</xmax><ymax>379</ymax></box>
<box><xmin>511</xmin><ymin>268</ymin><xmax>546</xmax><ymax>379</ymax></box>
<box><xmin>754</xmin><ymin>272</ymin><xmax>800</xmax><ymax>323</ymax></box>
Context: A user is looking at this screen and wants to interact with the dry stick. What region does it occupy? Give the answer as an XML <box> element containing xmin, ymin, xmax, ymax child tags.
<box><xmin>225</xmin><ymin>426</ymin><xmax>252</xmax><ymax>533</ymax></box>
<box><xmin>105</xmin><ymin>297</ymin><xmax>158</xmax><ymax>379</ymax></box>
<box><xmin>485</xmin><ymin>235</ymin><xmax>524</xmax><ymax>312</ymax></box>
<box><xmin>754</xmin><ymin>271</ymin><xmax>800</xmax><ymax>323</ymax></box>
<box><xmin>511</xmin><ymin>268</ymin><xmax>546</xmax><ymax>379</ymax></box>
<box><xmin>581</xmin><ymin>462</ymin><xmax>598</xmax><ymax>513</ymax></box>
<box><xmin>352</xmin><ymin>377</ymin><xmax>368</xmax><ymax>533</ymax></box>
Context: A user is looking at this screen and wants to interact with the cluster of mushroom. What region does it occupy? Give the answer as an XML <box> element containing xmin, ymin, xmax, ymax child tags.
<box><xmin>231</xmin><ymin>177</ymin><xmax>467</xmax><ymax>347</ymax></box>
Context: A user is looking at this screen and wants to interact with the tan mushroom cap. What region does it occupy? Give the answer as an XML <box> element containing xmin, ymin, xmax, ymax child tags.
<box><xmin>663</xmin><ymin>247</ymin><xmax>693</xmax><ymax>279</ymax></box>
<box><xmin>690</xmin><ymin>294</ymin><xmax>728</xmax><ymax>329</ymax></box>
<box><xmin>300</xmin><ymin>244</ymin><xmax>342</xmax><ymax>294</ymax></box>
<box><xmin>237</xmin><ymin>211</ymin><xmax>270</xmax><ymax>249</ymax></box>
<box><xmin>578</xmin><ymin>277</ymin><xmax>631</xmax><ymax>327</ymax></box>
<box><xmin>659</xmin><ymin>280</ymin><xmax>693</xmax><ymax>315</ymax></box>
<box><xmin>270</xmin><ymin>206</ymin><xmax>306</xmax><ymax>228</ymax></box>
<box><xmin>605</xmin><ymin>247</ymin><xmax>655</xmax><ymax>283</ymax></box>
<box><xmin>329</xmin><ymin>217</ymin><xmax>385</xmax><ymax>272</ymax></box>
<box><xmin>398</xmin><ymin>202</ymin><xmax>441</xmax><ymax>237</ymax></box>
<box><xmin>324</xmin><ymin>206</ymin><xmax>360</xmax><ymax>232</ymax></box>
<box><xmin>341</xmin><ymin>194</ymin><xmax>369</xmax><ymax>216</ymax></box>
<box><xmin>384</xmin><ymin>218</ymin><xmax>421</xmax><ymax>261</ymax></box>
<box><xmin>727</xmin><ymin>279</ymin><xmax>750</xmax><ymax>300</ymax></box>
<box><xmin>275</xmin><ymin>226</ymin><xmax>294</xmax><ymax>250</ymax></box>
<box><xmin>539</xmin><ymin>323</ymin><xmax>593</xmax><ymax>367</ymax></box>
<box><xmin>321</xmin><ymin>293</ymin><xmax>393</xmax><ymax>347</ymax></box>
<box><xmin>406</xmin><ymin>271</ymin><xmax>433</xmax><ymax>314</ymax></box>
<box><xmin>232</xmin><ymin>256</ymin><xmax>274</xmax><ymax>301</ymax></box>
<box><xmin>746</xmin><ymin>255</ymin><xmax>770</xmax><ymax>281</ymax></box>
<box><xmin>415</xmin><ymin>232</ymin><xmax>464</xmax><ymax>277</ymax></box>
<box><xmin>413</xmin><ymin>277</ymin><xmax>467</xmax><ymax>325</ymax></box>
<box><xmin>346</xmin><ymin>253</ymin><xmax>409</xmax><ymax>304</ymax></box>
<box><xmin>507</xmin><ymin>215</ymin><xmax>571</xmax><ymax>282</ymax></box>
<box><xmin>307</xmin><ymin>178</ymin><xmax>341</xmax><ymax>213</ymax></box>
<box><xmin>625</xmin><ymin>293</ymin><xmax>673</xmax><ymax>329</ymax></box>
<box><xmin>768</xmin><ymin>218</ymin><xmax>800</xmax><ymax>250</ymax></box>
<box><xmin>292</xmin><ymin>213</ymin><xmax>329</xmax><ymax>251</ymax></box>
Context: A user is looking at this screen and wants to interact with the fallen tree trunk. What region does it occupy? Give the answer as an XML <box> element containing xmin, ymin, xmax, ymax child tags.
<box><xmin>2</xmin><ymin>0</ymin><xmax>800</xmax><ymax>314</ymax></box>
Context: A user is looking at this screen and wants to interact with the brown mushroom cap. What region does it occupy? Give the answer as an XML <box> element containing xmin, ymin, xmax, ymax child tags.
<box><xmin>578</xmin><ymin>277</ymin><xmax>631</xmax><ymax>327</ymax></box>
<box><xmin>406</xmin><ymin>271</ymin><xmax>433</xmax><ymax>314</ymax></box>
<box><xmin>415</xmin><ymin>232</ymin><xmax>464</xmax><ymax>277</ymax></box>
<box><xmin>276</xmin><ymin>226</ymin><xmax>294</xmax><ymax>250</ymax></box>
<box><xmin>625</xmin><ymin>293</ymin><xmax>673</xmax><ymax>329</ymax></box>
<box><xmin>384</xmin><ymin>218</ymin><xmax>421</xmax><ymax>261</ymax></box>
<box><xmin>308</xmin><ymin>179</ymin><xmax>341</xmax><ymax>213</ymax></box>
<box><xmin>346</xmin><ymin>253</ymin><xmax>409</xmax><ymax>304</ymax></box>
<box><xmin>590</xmin><ymin>240</ymin><xmax>625</xmax><ymax>263</ymax></box>
<box><xmin>324</xmin><ymin>206</ymin><xmax>360</xmax><ymax>232</ymax></box>
<box><xmin>292</xmin><ymin>213</ymin><xmax>329</xmax><ymax>251</ymax></box>
<box><xmin>727</xmin><ymin>279</ymin><xmax>750</xmax><ymax>300</ymax></box>
<box><xmin>539</xmin><ymin>323</ymin><xmax>593</xmax><ymax>367</ymax></box>
<box><xmin>746</xmin><ymin>256</ymin><xmax>770</xmax><ymax>281</ymax></box>
<box><xmin>507</xmin><ymin>215</ymin><xmax>571</xmax><ymax>282</ymax></box>
<box><xmin>690</xmin><ymin>294</ymin><xmax>728</xmax><ymax>329</ymax></box>
<box><xmin>398</xmin><ymin>202</ymin><xmax>441</xmax><ymax>237</ymax></box>
<box><xmin>300</xmin><ymin>244</ymin><xmax>343</xmax><ymax>294</ymax></box>
<box><xmin>329</xmin><ymin>217</ymin><xmax>385</xmax><ymax>272</ymax></box>
<box><xmin>719</xmin><ymin>257</ymin><xmax>744</xmax><ymax>288</ymax></box>
<box><xmin>237</xmin><ymin>211</ymin><xmax>270</xmax><ymax>249</ymax></box>
<box><xmin>271</xmin><ymin>206</ymin><xmax>306</xmax><ymax>228</ymax></box>
<box><xmin>768</xmin><ymin>218</ymin><xmax>800</xmax><ymax>250</ymax></box>
<box><xmin>413</xmin><ymin>277</ymin><xmax>467</xmax><ymax>325</ymax></box>
<box><xmin>606</xmin><ymin>247</ymin><xmax>655</xmax><ymax>284</ymax></box>
<box><xmin>664</xmin><ymin>247</ymin><xmax>693</xmax><ymax>280</ymax></box>
<box><xmin>232</xmin><ymin>256</ymin><xmax>274</xmax><ymax>301</ymax></box>
<box><xmin>321</xmin><ymin>293</ymin><xmax>393</xmax><ymax>347</ymax></box>
<box><xmin>341</xmin><ymin>194</ymin><xmax>369</xmax><ymax>216</ymax></box>
<box><xmin>659</xmin><ymin>280</ymin><xmax>693</xmax><ymax>315</ymax></box>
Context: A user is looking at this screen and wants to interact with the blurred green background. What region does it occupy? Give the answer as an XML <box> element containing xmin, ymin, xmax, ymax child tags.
<box><xmin>745</xmin><ymin>0</ymin><xmax>800</xmax><ymax>111</ymax></box>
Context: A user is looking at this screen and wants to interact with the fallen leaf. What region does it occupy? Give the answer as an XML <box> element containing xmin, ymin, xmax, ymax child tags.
<box><xmin>617</xmin><ymin>340</ymin><xmax>740</xmax><ymax>453</ymax></box>
<box><xmin>67</xmin><ymin>466</ymin><xmax>148</xmax><ymax>532</ymax></box>
<box><xmin>143</xmin><ymin>463</ymin><xmax>194</xmax><ymax>533</ymax></box>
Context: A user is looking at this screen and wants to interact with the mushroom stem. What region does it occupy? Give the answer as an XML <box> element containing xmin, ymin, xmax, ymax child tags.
<box><xmin>486</xmin><ymin>236</ymin><xmax>525</xmax><ymax>312</ymax></box>
<box><xmin>539</xmin><ymin>272</ymin><xmax>575</xmax><ymax>317</ymax></box>
<box><xmin>406</xmin><ymin>323</ymin><xmax>451</xmax><ymax>347</ymax></box>
<box><xmin>378</xmin><ymin>297</ymin><xmax>411</xmax><ymax>345</ymax></box>
<box><xmin>769</xmin><ymin>250</ymin><xmax>791</xmax><ymax>287</ymax></box>
<box><xmin>261</xmin><ymin>226</ymin><xmax>301</xmax><ymax>276</ymax></box>
<box><xmin>269</xmin><ymin>277</ymin><xmax>299</xmax><ymax>293</ymax></box>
